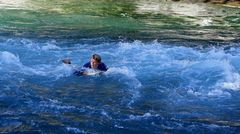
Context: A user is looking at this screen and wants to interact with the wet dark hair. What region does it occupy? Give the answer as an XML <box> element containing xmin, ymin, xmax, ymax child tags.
<box><xmin>92</xmin><ymin>54</ymin><xmax>101</xmax><ymax>63</ymax></box>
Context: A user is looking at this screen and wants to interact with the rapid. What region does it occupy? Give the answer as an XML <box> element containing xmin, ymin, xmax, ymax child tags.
<box><xmin>0</xmin><ymin>37</ymin><xmax>240</xmax><ymax>133</ymax></box>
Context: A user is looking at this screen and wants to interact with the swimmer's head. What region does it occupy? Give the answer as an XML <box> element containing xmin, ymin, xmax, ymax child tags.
<box><xmin>92</xmin><ymin>54</ymin><xmax>101</xmax><ymax>63</ymax></box>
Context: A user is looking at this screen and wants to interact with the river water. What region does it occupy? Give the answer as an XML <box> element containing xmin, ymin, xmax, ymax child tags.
<box><xmin>0</xmin><ymin>0</ymin><xmax>240</xmax><ymax>133</ymax></box>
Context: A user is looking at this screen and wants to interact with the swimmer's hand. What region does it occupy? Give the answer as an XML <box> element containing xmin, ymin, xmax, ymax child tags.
<box><xmin>73</xmin><ymin>70</ymin><xmax>87</xmax><ymax>76</ymax></box>
<box><xmin>62</xmin><ymin>59</ymin><xmax>71</xmax><ymax>64</ymax></box>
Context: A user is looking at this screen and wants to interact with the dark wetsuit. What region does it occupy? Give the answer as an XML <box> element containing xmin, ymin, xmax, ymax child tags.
<box><xmin>74</xmin><ymin>62</ymin><xmax>108</xmax><ymax>76</ymax></box>
<box><xmin>83</xmin><ymin>62</ymin><xmax>108</xmax><ymax>71</ymax></box>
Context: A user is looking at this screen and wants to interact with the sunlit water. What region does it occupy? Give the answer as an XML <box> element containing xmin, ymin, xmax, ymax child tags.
<box><xmin>0</xmin><ymin>37</ymin><xmax>240</xmax><ymax>133</ymax></box>
<box><xmin>0</xmin><ymin>0</ymin><xmax>239</xmax><ymax>41</ymax></box>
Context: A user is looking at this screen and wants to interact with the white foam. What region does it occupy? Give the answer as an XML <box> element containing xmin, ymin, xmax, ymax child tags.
<box><xmin>129</xmin><ymin>113</ymin><xmax>157</xmax><ymax>120</ymax></box>
<box><xmin>0</xmin><ymin>51</ymin><xmax>20</xmax><ymax>64</ymax></box>
<box><xmin>114</xmin><ymin>124</ymin><xmax>124</xmax><ymax>129</ymax></box>
<box><xmin>0</xmin><ymin>51</ymin><xmax>71</xmax><ymax>78</ymax></box>
<box><xmin>41</xmin><ymin>41</ymin><xmax>60</xmax><ymax>51</ymax></box>
<box><xmin>200</xmin><ymin>18</ymin><xmax>213</xmax><ymax>26</ymax></box>
<box><xmin>207</xmin><ymin>89</ymin><xmax>231</xmax><ymax>97</ymax></box>
<box><xmin>47</xmin><ymin>64</ymin><xmax>73</xmax><ymax>78</ymax></box>
<box><xmin>220</xmin><ymin>72</ymin><xmax>240</xmax><ymax>91</ymax></box>
<box><xmin>39</xmin><ymin>99</ymin><xmax>76</xmax><ymax>110</ymax></box>
<box><xmin>25</xmin><ymin>63</ymin><xmax>75</xmax><ymax>78</ymax></box>
<box><xmin>106</xmin><ymin>67</ymin><xmax>136</xmax><ymax>77</ymax></box>
<box><xmin>216</xmin><ymin>60</ymin><xmax>240</xmax><ymax>91</ymax></box>
<box><xmin>187</xmin><ymin>89</ymin><xmax>202</xmax><ymax>96</ymax></box>
<box><xmin>20</xmin><ymin>39</ymin><xmax>41</xmax><ymax>50</ymax></box>
<box><xmin>0</xmin><ymin>51</ymin><xmax>45</xmax><ymax>75</ymax></box>
<box><xmin>4</xmin><ymin>38</ymin><xmax>61</xmax><ymax>51</ymax></box>
<box><xmin>66</xmin><ymin>127</ymin><xmax>86</xmax><ymax>134</ymax></box>
<box><xmin>222</xmin><ymin>82</ymin><xmax>240</xmax><ymax>90</ymax></box>
<box><xmin>117</xmin><ymin>41</ymin><xmax>141</xmax><ymax>52</ymax></box>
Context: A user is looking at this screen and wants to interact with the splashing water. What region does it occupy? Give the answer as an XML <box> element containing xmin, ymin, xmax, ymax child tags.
<box><xmin>0</xmin><ymin>37</ymin><xmax>240</xmax><ymax>133</ymax></box>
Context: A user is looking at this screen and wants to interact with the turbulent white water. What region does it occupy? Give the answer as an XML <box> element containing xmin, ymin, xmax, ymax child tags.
<box><xmin>0</xmin><ymin>37</ymin><xmax>240</xmax><ymax>133</ymax></box>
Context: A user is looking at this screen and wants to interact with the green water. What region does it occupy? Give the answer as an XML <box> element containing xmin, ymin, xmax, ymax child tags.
<box><xmin>0</xmin><ymin>0</ymin><xmax>239</xmax><ymax>42</ymax></box>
